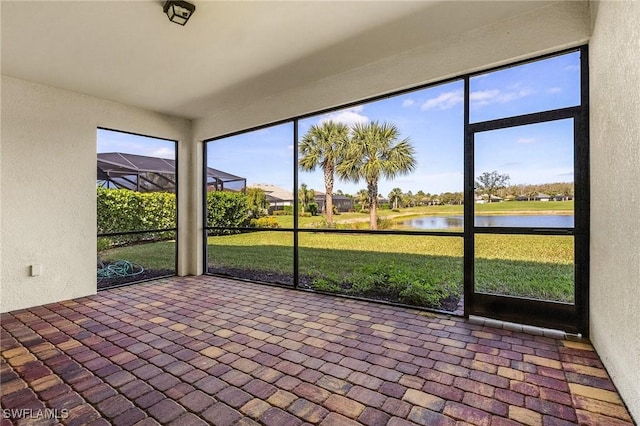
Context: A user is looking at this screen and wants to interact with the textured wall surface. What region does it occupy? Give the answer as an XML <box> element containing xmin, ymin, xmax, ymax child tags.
<box><xmin>589</xmin><ymin>0</ymin><xmax>640</xmax><ymax>421</ymax></box>
<box><xmin>0</xmin><ymin>76</ymin><xmax>190</xmax><ymax>312</ymax></box>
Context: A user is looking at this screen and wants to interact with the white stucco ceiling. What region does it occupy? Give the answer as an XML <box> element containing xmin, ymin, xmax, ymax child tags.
<box><xmin>1</xmin><ymin>1</ymin><xmax>558</xmax><ymax>120</ymax></box>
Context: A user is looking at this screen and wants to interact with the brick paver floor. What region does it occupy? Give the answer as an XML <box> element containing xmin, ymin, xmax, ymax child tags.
<box><xmin>1</xmin><ymin>276</ymin><xmax>634</xmax><ymax>425</ymax></box>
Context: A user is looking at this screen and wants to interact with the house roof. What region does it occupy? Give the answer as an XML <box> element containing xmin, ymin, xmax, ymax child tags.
<box><xmin>250</xmin><ymin>184</ymin><xmax>294</xmax><ymax>201</ymax></box>
<box><xmin>1</xmin><ymin>1</ymin><xmax>557</xmax><ymax>120</ymax></box>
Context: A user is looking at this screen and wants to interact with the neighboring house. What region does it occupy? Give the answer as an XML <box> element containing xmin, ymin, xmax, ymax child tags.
<box><xmin>516</xmin><ymin>193</ymin><xmax>554</xmax><ymax>201</ymax></box>
<box><xmin>250</xmin><ymin>184</ymin><xmax>294</xmax><ymax>211</ymax></box>
<box><xmin>475</xmin><ymin>194</ymin><xmax>503</xmax><ymax>204</ymax></box>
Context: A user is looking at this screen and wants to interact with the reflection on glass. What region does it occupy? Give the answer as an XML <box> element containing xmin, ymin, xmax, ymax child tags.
<box><xmin>470</xmin><ymin>51</ymin><xmax>581</xmax><ymax>123</ymax></box>
<box><xmin>97</xmin><ymin>231</ymin><xmax>176</xmax><ymax>289</ymax></box>
<box><xmin>207</xmin><ymin>230</ymin><xmax>293</xmax><ymax>286</ymax></box>
<box><xmin>299</xmin><ymin>233</ymin><xmax>463</xmax><ymax>311</ymax></box>
<box><xmin>474</xmin><ymin>119</ymin><xmax>574</xmax><ymax>228</ymax></box>
<box><xmin>475</xmin><ymin>234</ymin><xmax>574</xmax><ymax>303</ymax></box>
<box><xmin>207</xmin><ymin>123</ymin><xmax>294</xmax><ymax>229</ymax></box>
<box><xmin>297</xmin><ymin>80</ymin><xmax>464</xmax><ymax>231</ymax></box>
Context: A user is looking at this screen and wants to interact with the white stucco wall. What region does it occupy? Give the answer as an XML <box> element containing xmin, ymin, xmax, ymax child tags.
<box><xmin>589</xmin><ymin>1</ymin><xmax>640</xmax><ymax>421</ymax></box>
<box><xmin>0</xmin><ymin>76</ymin><xmax>191</xmax><ymax>313</ymax></box>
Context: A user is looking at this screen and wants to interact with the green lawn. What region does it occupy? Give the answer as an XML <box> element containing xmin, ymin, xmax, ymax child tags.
<box><xmin>99</xmin><ymin>201</ymin><xmax>575</xmax><ymax>308</ymax></box>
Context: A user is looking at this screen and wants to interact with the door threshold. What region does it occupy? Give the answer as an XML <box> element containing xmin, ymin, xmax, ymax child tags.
<box><xmin>468</xmin><ymin>315</ymin><xmax>584</xmax><ymax>341</ymax></box>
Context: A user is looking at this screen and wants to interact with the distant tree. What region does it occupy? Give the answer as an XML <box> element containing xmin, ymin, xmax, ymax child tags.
<box><xmin>338</xmin><ymin>122</ymin><xmax>417</xmax><ymax>229</ymax></box>
<box><xmin>388</xmin><ymin>188</ymin><xmax>403</xmax><ymax>209</ymax></box>
<box><xmin>475</xmin><ymin>171</ymin><xmax>510</xmax><ymax>203</ymax></box>
<box><xmin>299</xmin><ymin>121</ymin><xmax>349</xmax><ymax>226</ymax></box>
<box><xmin>405</xmin><ymin>190</ymin><xmax>415</xmax><ymax>207</ymax></box>
<box><xmin>355</xmin><ymin>189</ymin><xmax>369</xmax><ymax>211</ymax></box>
<box><xmin>246</xmin><ymin>187</ymin><xmax>269</xmax><ymax>218</ymax></box>
<box><xmin>298</xmin><ymin>183</ymin><xmax>315</xmax><ymax>214</ymax></box>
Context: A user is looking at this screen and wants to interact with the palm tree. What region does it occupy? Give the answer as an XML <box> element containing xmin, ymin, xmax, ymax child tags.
<box><xmin>298</xmin><ymin>183</ymin><xmax>315</xmax><ymax>214</ymax></box>
<box><xmin>355</xmin><ymin>189</ymin><xmax>369</xmax><ymax>212</ymax></box>
<box><xmin>337</xmin><ymin>121</ymin><xmax>417</xmax><ymax>229</ymax></box>
<box><xmin>299</xmin><ymin>121</ymin><xmax>349</xmax><ymax>225</ymax></box>
<box><xmin>388</xmin><ymin>187</ymin><xmax>403</xmax><ymax>209</ymax></box>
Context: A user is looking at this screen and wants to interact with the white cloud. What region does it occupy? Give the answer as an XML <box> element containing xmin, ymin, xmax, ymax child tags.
<box><xmin>564</xmin><ymin>64</ymin><xmax>580</xmax><ymax>72</ymax></box>
<box><xmin>420</xmin><ymin>83</ymin><xmax>537</xmax><ymax>111</ymax></box>
<box><xmin>469</xmin><ymin>86</ymin><xmax>534</xmax><ymax>107</ymax></box>
<box><xmin>517</xmin><ymin>137</ymin><xmax>536</xmax><ymax>144</ymax></box>
<box><xmin>498</xmin><ymin>87</ymin><xmax>535</xmax><ymax>103</ymax></box>
<box><xmin>287</xmin><ymin>144</ymin><xmax>294</xmax><ymax>151</ymax></box>
<box><xmin>421</xmin><ymin>90</ymin><xmax>463</xmax><ymax>110</ymax></box>
<box><xmin>319</xmin><ymin>107</ymin><xmax>368</xmax><ymax>126</ymax></box>
<box><xmin>402</xmin><ymin>99</ymin><xmax>415</xmax><ymax>108</ymax></box>
<box><xmin>547</xmin><ymin>87</ymin><xmax>562</xmax><ymax>94</ymax></box>
<box><xmin>149</xmin><ymin>147</ymin><xmax>175</xmax><ymax>159</ymax></box>
<box><xmin>470</xmin><ymin>89</ymin><xmax>500</xmax><ymax>105</ymax></box>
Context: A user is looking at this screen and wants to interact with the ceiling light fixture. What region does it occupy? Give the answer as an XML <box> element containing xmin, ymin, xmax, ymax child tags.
<box><xmin>163</xmin><ymin>1</ymin><xmax>196</xmax><ymax>26</ymax></box>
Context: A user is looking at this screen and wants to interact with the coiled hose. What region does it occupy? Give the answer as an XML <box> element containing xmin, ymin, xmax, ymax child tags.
<box><xmin>97</xmin><ymin>259</ymin><xmax>144</xmax><ymax>283</ymax></box>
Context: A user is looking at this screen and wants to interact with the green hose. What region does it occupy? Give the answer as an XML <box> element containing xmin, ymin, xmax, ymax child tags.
<box><xmin>97</xmin><ymin>259</ymin><xmax>144</xmax><ymax>282</ymax></box>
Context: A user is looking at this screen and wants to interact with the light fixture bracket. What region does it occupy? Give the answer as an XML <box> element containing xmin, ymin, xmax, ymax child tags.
<box><xmin>163</xmin><ymin>1</ymin><xmax>196</xmax><ymax>26</ymax></box>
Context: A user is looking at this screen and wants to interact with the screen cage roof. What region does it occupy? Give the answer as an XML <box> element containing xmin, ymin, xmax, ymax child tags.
<box><xmin>97</xmin><ymin>152</ymin><xmax>246</xmax><ymax>193</ymax></box>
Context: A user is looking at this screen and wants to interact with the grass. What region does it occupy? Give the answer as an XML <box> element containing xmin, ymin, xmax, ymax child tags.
<box><xmin>203</xmin><ymin>232</ymin><xmax>573</xmax><ymax>304</ymax></box>
<box><xmin>99</xmin><ymin>201</ymin><xmax>575</xmax><ymax>306</ymax></box>
<box><xmin>99</xmin><ymin>240</ymin><xmax>176</xmax><ymax>271</ymax></box>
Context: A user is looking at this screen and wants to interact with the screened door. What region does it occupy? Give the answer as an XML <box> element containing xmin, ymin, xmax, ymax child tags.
<box><xmin>465</xmin><ymin>113</ymin><xmax>588</xmax><ymax>333</ymax></box>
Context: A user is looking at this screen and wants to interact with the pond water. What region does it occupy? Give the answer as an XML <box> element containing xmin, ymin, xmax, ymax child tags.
<box><xmin>401</xmin><ymin>215</ymin><xmax>574</xmax><ymax>229</ymax></box>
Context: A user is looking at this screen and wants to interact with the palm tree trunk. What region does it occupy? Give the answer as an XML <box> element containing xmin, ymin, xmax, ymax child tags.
<box><xmin>324</xmin><ymin>165</ymin><xmax>334</xmax><ymax>225</ymax></box>
<box><xmin>368</xmin><ymin>181</ymin><xmax>378</xmax><ymax>230</ymax></box>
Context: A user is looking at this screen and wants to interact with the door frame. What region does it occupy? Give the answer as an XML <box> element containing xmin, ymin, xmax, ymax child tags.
<box><xmin>463</xmin><ymin>46</ymin><xmax>590</xmax><ymax>334</ymax></box>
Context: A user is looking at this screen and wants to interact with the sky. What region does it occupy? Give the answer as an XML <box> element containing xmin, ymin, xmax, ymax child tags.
<box><xmin>98</xmin><ymin>51</ymin><xmax>581</xmax><ymax>198</ymax></box>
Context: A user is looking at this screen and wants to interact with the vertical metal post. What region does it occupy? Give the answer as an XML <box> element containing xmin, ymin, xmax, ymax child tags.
<box><xmin>575</xmin><ymin>45</ymin><xmax>590</xmax><ymax>336</ymax></box>
<box><xmin>463</xmin><ymin>76</ymin><xmax>473</xmax><ymax>318</ymax></box>
<box><xmin>293</xmin><ymin>120</ymin><xmax>299</xmax><ymax>289</ymax></box>
<box><xmin>202</xmin><ymin>142</ymin><xmax>209</xmax><ymax>275</ymax></box>
<box><xmin>174</xmin><ymin>140</ymin><xmax>179</xmax><ymax>275</ymax></box>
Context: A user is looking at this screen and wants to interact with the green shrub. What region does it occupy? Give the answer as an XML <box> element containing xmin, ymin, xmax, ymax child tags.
<box><xmin>246</xmin><ymin>188</ymin><xmax>268</xmax><ymax>218</ymax></box>
<box><xmin>310</xmin><ymin>261</ymin><xmax>455</xmax><ymax>309</ymax></box>
<box><xmin>376</xmin><ymin>217</ymin><xmax>394</xmax><ymax>230</ymax></box>
<box><xmin>97</xmin><ymin>188</ymin><xmax>176</xmax><ymax>247</ymax></box>
<box><xmin>379</xmin><ymin>203</ymin><xmax>391</xmax><ymax>210</ymax></box>
<box><xmin>249</xmin><ymin>217</ymin><xmax>280</xmax><ymax>228</ymax></box>
<box><xmin>206</xmin><ymin>191</ymin><xmax>250</xmax><ymax>234</ymax></box>
<box><xmin>307</xmin><ymin>202</ymin><xmax>319</xmax><ymax>216</ymax></box>
<box><xmin>283</xmin><ymin>205</ymin><xmax>294</xmax><ymax>215</ymax></box>
<box><xmin>272</xmin><ymin>210</ymin><xmax>288</xmax><ymax>216</ymax></box>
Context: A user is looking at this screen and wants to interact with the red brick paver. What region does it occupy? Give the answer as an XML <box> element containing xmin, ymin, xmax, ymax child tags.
<box><xmin>0</xmin><ymin>276</ymin><xmax>635</xmax><ymax>425</ymax></box>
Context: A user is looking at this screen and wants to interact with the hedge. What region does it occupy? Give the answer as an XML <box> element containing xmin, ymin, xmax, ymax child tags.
<box><xmin>98</xmin><ymin>189</ymin><xmax>269</xmax><ymax>246</ymax></box>
<box><xmin>97</xmin><ymin>188</ymin><xmax>176</xmax><ymax>247</ymax></box>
